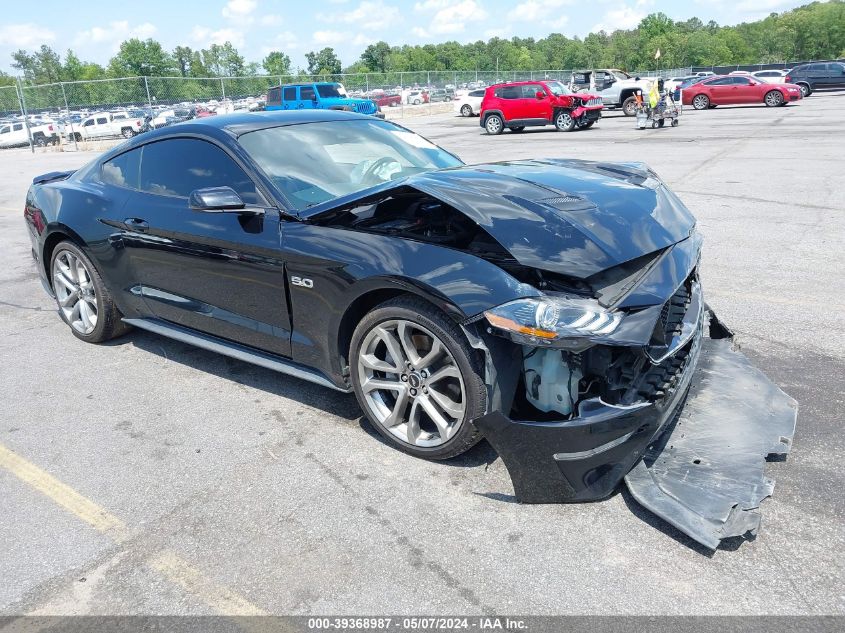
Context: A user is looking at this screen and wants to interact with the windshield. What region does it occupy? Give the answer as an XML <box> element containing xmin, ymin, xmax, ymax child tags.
<box><xmin>316</xmin><ymin>84</ymin><xmax>348</xmax><ymax>99</ymax></box>
<box><xmin>546</xmin><ymin>81</ymin><xmax>572</xmax><ymax>96</ymax></box>
<box><xmin>239</xmin><ymin>119</ymin><xmax>463</xmax><ymax>209</ymax></box>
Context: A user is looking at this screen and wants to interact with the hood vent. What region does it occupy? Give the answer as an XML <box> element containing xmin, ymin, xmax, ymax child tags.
<box><xmin>543</xmin><ymin>195</ymin><xmax>583</xmax><ymax>205</ymax></box>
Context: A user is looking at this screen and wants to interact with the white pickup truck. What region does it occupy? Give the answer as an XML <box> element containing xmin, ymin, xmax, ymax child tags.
<box><xmin>570</xmin><ymin>69</ymin><xmax>653</xmax><ymax>116</ymax></box>
<box><xmin>69</xmin><ymin>112</ymin><xmax>144</xmax><ymax>141</ymax></box>
<box><xmin>0</xmin><ymin>120</ymin><xmax>60</xmax><ymax>148</ymax></box>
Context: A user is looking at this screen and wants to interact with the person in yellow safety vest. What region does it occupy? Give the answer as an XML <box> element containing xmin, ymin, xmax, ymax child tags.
<box><xmin>648</xmin><ymin>80</ymin><xmax>660</xmax><ymax>109</ymax></box>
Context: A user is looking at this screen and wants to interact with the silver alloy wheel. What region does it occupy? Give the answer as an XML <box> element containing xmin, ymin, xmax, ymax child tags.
<box><xmin>485</xmin><ymin>116</ymin><xmax>502</xmax><ymax>134</ymax></box>
<box><xmin>765</xmin><ymin>91</ymin><xmax>783</xmax><ymax>106</ymax></box>
<box><xmin>52</xmin><ymin>250</ymin><xmax>98</xmax><ymax>335</ymax></box>
<box><xmin>556</xmin><ymin>111</ymin><xmax>573</xmax><ymax>130</ymax></box>
<box><xmin>357</xmin><ymin>319</ymin><xmax>466</xmax><ymax>448</ymax></box>
<box><xmin>461</xmin><ymin>104</ymin><xmax>472</xmax><ymax>116</ymax></box>
<box><xmin>693</xmin><ymin>95</ymin><xmax>709</xmax><ymax>110</ymax></box>
<box><xmin>799</xmin><ymin>83</ymin><xmax>810</xmax><ymax>97</ymax></box>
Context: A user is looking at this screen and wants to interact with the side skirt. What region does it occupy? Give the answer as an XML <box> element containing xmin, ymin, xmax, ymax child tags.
<box><xmin>123</xmin><ymin>317</ymin><xmax>351</xmax><ymax>393</ymax></box>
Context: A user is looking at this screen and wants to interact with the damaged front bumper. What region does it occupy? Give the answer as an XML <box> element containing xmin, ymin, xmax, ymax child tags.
<box><xmin>474</xmin><ymin>311</ymin><xmax>798</xmax><ymax>550</ymax></box>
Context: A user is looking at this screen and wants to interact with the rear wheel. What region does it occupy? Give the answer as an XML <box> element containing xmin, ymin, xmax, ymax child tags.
<box><xmin>49</xmin><ymin>241</ymin><xmax>130</xmax><ymax>343</ymax></box>
<box><xmin>692</xmin><ymin>94</ymin><xmax>710</xmax><ymax>110</ymax></box>
<box><xmin>484</xmin><ymin>114</ymin><xmax>504</xmax><ymax>135</ymax></box>
<box><xmin>121</xmin><ymin>127</ymin><xmax>136</xmax><ymax>138</ymax></box>
<box><xmin>764</xmin><ymin>90</ymin><xmax>784</xmax><ymax>107</ymax></box>
<box><xmin>460</xmin><ymin>104</ymin><xmax>473</xmax><ymax>117</ymax></box>
<box><xmin>554</xmin><ymin>110</ymin><xmax>575</xmax><ymax>132</ymax></box>
<box><xmin>350</xmin><ymin>296</ymin><xmax>486</xmax><ymax>460</ymax></box>
<box><xmin>798</xmin><ymin>83</ymin><xmax>811</xmax><ymax>97</ymax></box>
<box><xmin>622</xmin><ymin>96</ymin><xmax>637</xmax><ymax>116</ymax></box>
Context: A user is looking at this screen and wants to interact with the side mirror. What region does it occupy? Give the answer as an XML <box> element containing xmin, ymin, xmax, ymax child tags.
<box><xmin>189</xmin><ymin>186</ymin><xmax>247</xmax><ymax>212</ymax></box>
<box><xmin>535</xmin><ymin>91</ymin><xmax>545</xmax><ymax>99</ymax></box>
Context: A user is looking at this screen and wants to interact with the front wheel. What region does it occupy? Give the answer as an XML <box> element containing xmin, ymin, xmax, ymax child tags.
<box><xmin>622</xmin><ymin>96</ymin><xmax>637</xmax><ymax>116</ymax></box>
<box><xmin>510</xmin><ymin>126</ymin><xmax>525</xmax><ymax>133</ymax></box>
<box><xmin>554</xmin><ymin>110</ymin><xmax>575</xmax><ymax>132</ymax></box>
<box><xmin>484</xmin><ymin>114</ymin><xmax>504</xmax><ymax>135</ymax></box>
<box><xmin>350</xmin><ymin>297</ymin><xmax>486</xmax><ymax>460</ymax></box>
<box><xmin>577</xmin><ymin>120</ymin><xmax>595</xmax><ymax>129</ymax></box>
<box><xmin>460</xmin><ymin>104</ymin><xmax>473</xmax><ymax>117</ymax></box>
<box><xmin>764</xmin><ymin>90</ymin><xmax>784</xmax><ymax>107</ymax></box>
<box><xmin>50</xmin><ymin>241</ymin><xmax>130</xmax><ymax>343</ymax></box>
<box><xmin>692</xmin><ymin>94</ymin><xmax>710</xmax><ymax>110</ymax></box>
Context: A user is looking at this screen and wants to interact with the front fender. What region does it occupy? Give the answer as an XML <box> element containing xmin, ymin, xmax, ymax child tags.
<box><xmin>281</xmin><ymin>222</ymin><xmax>538</xmax><ymax>383</ymax></box>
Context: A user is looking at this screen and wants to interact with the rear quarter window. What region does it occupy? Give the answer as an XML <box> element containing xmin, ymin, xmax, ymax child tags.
<box><xmin>101</xmin><ymin>148</ymin><xmax>141</xmax><ymax>189</ymax></box>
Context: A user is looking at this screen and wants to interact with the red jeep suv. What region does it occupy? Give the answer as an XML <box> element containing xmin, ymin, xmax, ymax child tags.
<box><xmin>480</xmin><ymin>80</ymin><xmax>603</xmax><ymax>134</ymax></box>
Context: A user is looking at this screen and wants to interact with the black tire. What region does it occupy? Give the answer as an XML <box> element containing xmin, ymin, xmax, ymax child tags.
<box><xmin>34</xmin><ymin>135</ymin><xmax>47</xmax><ymax>147</ymax></box>
<box><xmin>578</xmin><ymin>120</ymin><xmax>595</xmax><ymax>129</ymax></box>
<box><xmin>484</xmin><ymin>113</ymin><xmax>504</xmax><ymax>135</ymax></box>
<box><xmin>510</xmin><ymin>126</ymin><xmax>525</xmax><ymax>133</ymax></box>
<box><xmin>121</xmin><ymin>128</ymin><xmax>136</xmax><ymax>139</ymax></box>
<box><xmin>349</xmin><ymin>296</ymin><xmax>486</xmax><ymax>460</ymax></box>
<box><xmin>798</xmin><ymin>83</ymin><xmax>811</xmax><ymax>97</ymax></box>
<box><xmin>460</xmin><ymin>104</ymin><xmax>473</xmax><ymax>117</ymax></box>
<box><xmin>657</xmin><ymin>119</ymin><xmax>665</xmax><ymax>128</ymax></box>
<box><xmin>622</xmin><ymin>96</ymin><xmax>637</xmax><ymax>116</ymax></box>
<box><xmin>554</xmin><ymin>109</ymin><xmax>576</xmax><ymax>132</ymax></box>
<box><xmin>764</xmin><ymin>90</ymin><xmax>784</xmax><ymax>107</ymax></box>
<box><xmin>49</xmin><ymin>241</ymin><xmax>131</xmax><ymax>343</ymax></box>
<box><xmin>671</xmin><ymin>118</ymin><xmax>679</xmax><ymax>127</ymax></box>
<box><xmin>692</xmin><ymin>94</ymin><xmax>710</xmax><ymax>110</ymax></box>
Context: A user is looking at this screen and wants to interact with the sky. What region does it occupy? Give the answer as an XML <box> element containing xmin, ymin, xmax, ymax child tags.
<box><xmin>0</xmin><ymin>0</ymin><xmax>811</xmax><ymax>74</ymax></box>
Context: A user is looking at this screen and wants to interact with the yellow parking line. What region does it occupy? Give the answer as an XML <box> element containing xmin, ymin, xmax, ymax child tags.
<box><xmin>0</xmin><ymin>442</ymin><xmax>266</xmax><ymax>616</ymax></box>
<box><xmin>0</xmin><ymin>444</ymin><xmax>130</xmax><ymax>540</ymax></box>
<box><xmin>149</xmin><ymin>551</ymin><xmax>268</xmax><ymax>616</ymax></box>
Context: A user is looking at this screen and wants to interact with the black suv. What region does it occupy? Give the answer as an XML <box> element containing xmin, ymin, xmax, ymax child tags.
<box><xmin>785</xmin><ymin>61</ymin><xmax>845</xmax><ymax>97</ymax></box>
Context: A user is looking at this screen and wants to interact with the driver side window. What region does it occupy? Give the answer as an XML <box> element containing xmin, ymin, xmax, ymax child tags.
<box><xmin>137</xmin><ymin>138</ymin><xmax>261</xmax><ymax>204</ymax></box>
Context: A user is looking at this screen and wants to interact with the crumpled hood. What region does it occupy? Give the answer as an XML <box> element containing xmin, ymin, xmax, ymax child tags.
<box><xmin>409</xmin><ymin>158</ymin><xmax>696</xmax><ymax>278</ymax></box>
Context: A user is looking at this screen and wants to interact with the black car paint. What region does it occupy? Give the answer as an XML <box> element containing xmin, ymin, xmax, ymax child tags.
<box><xmin>24</xmin><ymin>110</ymin><xmax>796</xmax><ymax>549</ymax></box>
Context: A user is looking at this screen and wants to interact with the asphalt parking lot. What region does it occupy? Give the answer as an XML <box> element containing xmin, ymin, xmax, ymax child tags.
<box><xmin>1</xmin><ymin>94</ymin><xmax>843</xmax><ymax>617</ymax></box>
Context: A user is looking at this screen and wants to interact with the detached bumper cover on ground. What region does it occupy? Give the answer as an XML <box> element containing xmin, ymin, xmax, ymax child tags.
<box><xmin>475</xmin><ymin>316</ymin><xmax>798</xmax><ymax>550</ymax></box>
<box><xmin>624</xmin><ymin>338</ymin><xmax>797</xmax><ymax>549</ymax></box>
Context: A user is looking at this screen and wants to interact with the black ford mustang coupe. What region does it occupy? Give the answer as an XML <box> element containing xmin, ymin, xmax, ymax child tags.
<box><xmin>24</xmin><ymin>110</ymin><xmax>796</xmax><ymax>549</ymax></box>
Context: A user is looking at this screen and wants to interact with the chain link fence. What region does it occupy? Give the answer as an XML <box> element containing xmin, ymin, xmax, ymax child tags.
<box><xmin>2</xmin><ymin>68</ymin><xmax>697</xmax><ymax>119</ymax></box>
<box><xmin>5</xmin><ymin>57</ymin><xmax>840</xmax><ymax>120</ymax></box>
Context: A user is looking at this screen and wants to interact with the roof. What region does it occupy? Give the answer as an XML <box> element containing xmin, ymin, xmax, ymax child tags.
<box><xmin>135</xmin><ymin>109</ymin><xmax>372</xmax><ymax>141</ymax></box>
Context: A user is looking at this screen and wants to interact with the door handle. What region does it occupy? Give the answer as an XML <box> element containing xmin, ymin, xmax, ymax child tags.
<box><xmin>123</xmin><ymin>217</ymin><xmax>149</xmax><ymax>232</ymax></box>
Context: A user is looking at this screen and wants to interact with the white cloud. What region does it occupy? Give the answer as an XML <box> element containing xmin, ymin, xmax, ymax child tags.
<box><xmin>592</xmin><ymin>5</ymin><xmax>645</xmax><ymax>33</ymax></box>
<box><xmin>412</xmin><ymin>27</ymin><xmax>430</xmax><ymax>38</ymax></box>
<box><xmin>74</xmin><ymin>21</ymin><xmax>157</xmax><ymax>52</ymax></box>
<box><xmin>191</xmin><ymin>26</ymin><xmax>246</xmax><ymax>47</ymax></box>
<box><xmin>509</xmin><ymin>0</ymin><xmax>572</xmax><ymax>22</ymax></box>
<box><xmin>352</xmin><ymin>33</ymin><xmax>376</xmax><ymax>46</ymax></box>
<box><xmin>222</xmin><ymin>0</ymin><xmax>257</xmax><ymax>18</ymax></box>
<box><xmin>260</xmin><ymin>14</ymin><xmax>284</xmax><ymax>27</ymax></box>
<box><xmin>0</xmin><ymin>23</ymin><xmax>55</xmax><ymax>47</ymax></box>
<box><xmin>414</xmin><ymin>0</ymin><xmax>487</xmax><ymax>35</ymax></box>
<box><xmin>317</xmin><ymin>1</ymin><xmax>401</xmax><ymax>30</ymax></box>
<box><xmin>260</xmin><ymin>31</ymin><xmax>300</xmax><ymax>56</ymax></box>
<box><xmin>483</xmin><ymin>27</ymin><xmax>506</xmax><ymax>38</ymax></box>
<box><xmin>313</xmin><ymin>30</ymin><xmax>349</xmax><ymax>45</ymax></box>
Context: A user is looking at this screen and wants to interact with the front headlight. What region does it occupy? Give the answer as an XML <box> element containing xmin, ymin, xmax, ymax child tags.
<box><xmin>484</xmin><ymin>297</ymin><xmax>621</xmax><ymax>346</ymax></box>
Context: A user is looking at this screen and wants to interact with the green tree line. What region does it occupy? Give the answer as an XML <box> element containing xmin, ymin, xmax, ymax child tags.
<box><xmin>7</xmin><ymin>0</ymin><xmax>844</xmax><ymax>87</ymax></box>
